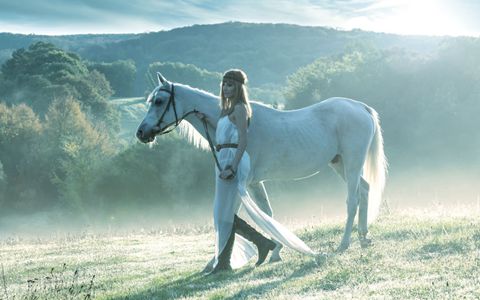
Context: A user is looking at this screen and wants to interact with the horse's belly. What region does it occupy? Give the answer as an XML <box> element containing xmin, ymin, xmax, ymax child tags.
<box><xmin>269</xmin><ymin>165</ymin><xmax>320</xmax><ymax>181</ymax></box>
<box><xmin>250</xmin><ymin>142</ymin><xmax>337</xmax><ymax>182</ymax></box>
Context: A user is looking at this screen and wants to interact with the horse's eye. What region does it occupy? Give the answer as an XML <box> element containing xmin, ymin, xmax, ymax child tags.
<box><xmin>154</xmin><ymin>97</ymin><xmax>162</xmax><ymax>105</ymax></box>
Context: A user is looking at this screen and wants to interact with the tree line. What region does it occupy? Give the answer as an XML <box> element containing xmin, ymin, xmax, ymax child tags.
<box><xmin>285</xmin><ymin>39</ymin><xmax>480</xmax><ymax>169</ymax></box>
<box><xmin>1</xmin><ymin>37</ymin><xmax>479</xmax><ymax>220</ymax></box>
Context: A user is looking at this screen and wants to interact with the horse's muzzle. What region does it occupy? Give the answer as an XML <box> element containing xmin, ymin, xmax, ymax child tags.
<box><xmin>136</xmin><ymin>126</ymin><xmax>155</xmax><ymax>143</ymax></box>
<box><xmin>136</xmin><ymin>123</ymin><xmax>164</xmax><ymax>143</ymax></box>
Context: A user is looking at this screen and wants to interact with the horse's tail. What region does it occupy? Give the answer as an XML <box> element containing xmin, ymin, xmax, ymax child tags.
<box><xmin>364</xmin><ymin>106</ymin><xmax>388</xmax><ymax>223</ymax></box>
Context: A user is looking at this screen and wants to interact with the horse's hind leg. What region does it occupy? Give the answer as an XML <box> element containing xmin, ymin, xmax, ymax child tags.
<box><xmin>248</xmin><ymin>181</ymin><xmax>283</xmax><ymax>263</ymax></box>
<box><xmin>337</xmin><ymin>166</ymin><xmax>363</xmax><ymax>252</ymax></box>
<box><xmin>358</xmin><ymin>181</ymin><xmax>372</xmax><ymax>248</ymax></box>
<box><xmin>330</xmin><ymin>157</ymin><xmax>371</xmax><ymax>248</ymax></box>
<box><xmin>336</xmin><ymin>166</ymin><xmax>361</xmax><ymax>252</ymax></box>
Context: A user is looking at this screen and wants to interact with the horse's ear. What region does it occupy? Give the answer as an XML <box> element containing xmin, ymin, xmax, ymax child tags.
<box><xmin>157</xmin><ymin>72</ymin><xmax>167</xmax><ymax>85</ymax></box>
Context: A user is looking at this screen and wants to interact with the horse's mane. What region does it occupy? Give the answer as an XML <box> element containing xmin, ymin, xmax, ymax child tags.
<box><xmin>177</xmin><ymin>83</ymin><xmax>219</xmax><ymax>99</ymax></box>
<box><xmin>175</xmin><ymin>83</ymin><xmax>217</xmax><ymax>151</ymax></box>
<box><xmin>177</xmin><ymin>121</ymin><xmax>211</xmax><ymax>151</ymax></box>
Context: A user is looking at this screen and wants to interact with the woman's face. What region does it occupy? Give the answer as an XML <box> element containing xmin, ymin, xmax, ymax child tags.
<box><xmin>222</xmin><ymin>80</ymin><xmax>236</xmax><ymax>99</ymax></box>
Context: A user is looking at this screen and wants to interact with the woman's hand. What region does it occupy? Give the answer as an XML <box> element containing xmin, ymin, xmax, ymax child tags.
<box><xmin>219</xmin><ymin>165</ymin><xmax>236</xmax><ymax>180</ymax></box>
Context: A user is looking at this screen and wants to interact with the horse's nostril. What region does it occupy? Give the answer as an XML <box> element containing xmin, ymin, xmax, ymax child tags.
<box><xmin>136</xmin><ymin>129</ymin><xmax>143</xmax><ymax>138</ymax></box>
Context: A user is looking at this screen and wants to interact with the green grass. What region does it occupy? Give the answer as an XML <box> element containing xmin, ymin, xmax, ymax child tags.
<box><xmin>1</xmin><ymin>213</ymin><xmax>480</xmax><ymax>299</ymax></box>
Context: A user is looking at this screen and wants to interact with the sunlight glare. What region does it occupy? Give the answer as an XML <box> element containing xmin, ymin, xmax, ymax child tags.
<box><xmin>392</xmin><ymin>1</ymin><xmax>465</xmax><ymax>36</ymax></box>
<box><xmin>348</xmin><ymin>0</ymin><xmax>471</xmax><ymax>36</ymax></box>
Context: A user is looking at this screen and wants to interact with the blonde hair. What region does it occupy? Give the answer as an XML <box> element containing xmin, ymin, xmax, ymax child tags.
<box><xmin>220</xmin><ymin>69</ymin><xmax>252</xmax><ymax>120</ymax></box>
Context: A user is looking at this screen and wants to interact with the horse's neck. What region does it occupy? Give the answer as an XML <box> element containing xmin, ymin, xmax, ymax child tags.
<box><xmin>176</xmin><ymin>85</ymin><xmax>220</xmax><ymax>150</ymax></box>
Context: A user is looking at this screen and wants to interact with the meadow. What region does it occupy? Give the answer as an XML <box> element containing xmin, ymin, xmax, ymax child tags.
<box><xmin>1</xmin><ymin>209</ymin><xmax>480</xmax><ymax>300</ymax></box>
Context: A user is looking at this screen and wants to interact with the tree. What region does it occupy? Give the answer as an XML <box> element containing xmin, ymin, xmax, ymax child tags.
<box><xmin>0</xmin><ymin>103</ymin><xmax>46</xmax><ymax>211</ymax></box>
<box><xmin>284</xmin><ymin>50</ymin><xmax>369</xmax><ymax>109</ymax></box>
<box><xmin>42</xmin><ymin>97</ymin><xmax>116</xmax><ymax>213</ymax></box>
<box><xmin>89</xmin><ymin>60</ymin><xmax>137</xmax><ymax>97</ymax></box>
<box><xmin>284</xmin><ymin>44</ymin><xmax>480</xmax><ymax>169</ymax></box>
<box><xmin>0</xmin><ymin>42</ymin><xmax>118</xmax><ymax>132</ymax></box>
<box><xmin>0</xmin><ymin>160</ymin><xmax>5</xmax><ymax>206</ymax></box>
<box><xmin>92</xmin><ymin>134</ymin><xmax>214</xmax><ymax>212</ymax></box>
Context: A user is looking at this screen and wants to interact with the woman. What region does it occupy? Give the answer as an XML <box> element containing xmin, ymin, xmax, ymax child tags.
<box><xmin>197</xmin><ymin>69</ymin><xmax>314</xmax><ymax>274</ymax></box>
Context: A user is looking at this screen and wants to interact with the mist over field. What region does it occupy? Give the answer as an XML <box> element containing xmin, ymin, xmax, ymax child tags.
<box><xmin>0</xmin><ymin>23</ymin><xmax>478</xmax><ymax>231</ymax></box>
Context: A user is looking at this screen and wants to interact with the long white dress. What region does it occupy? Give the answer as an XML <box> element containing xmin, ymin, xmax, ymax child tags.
<box><xmin>213</xmin><ymin>115</ymin><xmax>315</xmax><ymax>269</ymax></box>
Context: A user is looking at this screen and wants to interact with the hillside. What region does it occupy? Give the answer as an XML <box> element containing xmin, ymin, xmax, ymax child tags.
<box><xmin>79</xmin><ymin>22</ymin><xmax>445</xmax><ymax>88</ymax></box>
<box><xmin>0</xmin><ymin>32</ymin><xmax>138</xmax><ymax>65</ymax></box>
<box><xmin>1</xmin><ymin>22</ymin><xmax>446</xmax><ymax>92</ymax></box>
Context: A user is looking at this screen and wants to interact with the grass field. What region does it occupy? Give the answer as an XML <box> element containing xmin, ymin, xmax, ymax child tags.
<box><xmin>1</xmin><ymin>212</ymin><xmax>479</xmax><ymax>299</ymax></box>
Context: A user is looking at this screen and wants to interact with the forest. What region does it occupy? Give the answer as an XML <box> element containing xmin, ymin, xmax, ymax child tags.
<box><xmin>0</xmin><ymin>22</ymin><xmax>479</xmax><ymax>225</ymax></box>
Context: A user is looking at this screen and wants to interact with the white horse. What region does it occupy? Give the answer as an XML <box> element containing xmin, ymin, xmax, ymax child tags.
<box><xmin>136</xmin><ymin>73</ymin><xmax>387</xmax><ymax>259</ymax></box>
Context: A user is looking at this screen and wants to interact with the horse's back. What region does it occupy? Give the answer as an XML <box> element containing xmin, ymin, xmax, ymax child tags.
<box><xmin>312</xmin><ymin>97</ymin><xmax>371</xmax><ymax>116</ymax></box>
<box><xmin>252</xmin><ymin>97</ymin><xmax>368</xmax><ymax>118</ymax></box>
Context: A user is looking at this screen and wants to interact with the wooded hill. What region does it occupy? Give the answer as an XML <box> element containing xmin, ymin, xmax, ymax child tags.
<box><xmin>1</xmin><ymin>22</ymin><xmax>479</xmax><ymax>219</ymax></box>
<box><xmin>1</xmin><ymin>22</ymin><xmax>445</xmax><ymax>91</ymax></box>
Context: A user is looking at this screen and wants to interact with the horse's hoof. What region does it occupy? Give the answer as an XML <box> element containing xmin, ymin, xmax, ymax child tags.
<box><xmin>360</xmin><ymin>238</ymin><xmax>372</xmax><ymax>248</ymax></box>
<box><xmin>268</xmin><ymin>243</ymin><xmax>283</xmax><ymax>263</ymax></box>
<box><xmin>268</xmin><ymin>255</ymin><xmax>282</xmax><ymax>263</ymax></box>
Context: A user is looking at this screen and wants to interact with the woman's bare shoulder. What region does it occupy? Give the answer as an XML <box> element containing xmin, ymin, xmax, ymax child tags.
<box><xmin>232</xmin><ymin>104</ymin><xmax>248</xmax><ymax>128</ymax></box>
<box><xmin>233</xmin><ymin>103</ymin><xmax>247</xmax><ymax>115</ymax></box>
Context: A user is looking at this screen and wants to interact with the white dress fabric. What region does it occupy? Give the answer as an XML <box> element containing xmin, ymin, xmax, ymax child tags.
<box><xmin>213</xmin><ymin>115</ymin><xmax>315</xmax><ymax>269</ymax></box>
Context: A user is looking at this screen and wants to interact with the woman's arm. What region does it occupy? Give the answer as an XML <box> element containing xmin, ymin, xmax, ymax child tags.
<box><xmin>230</xmin><ymin>104</ymin><xmax>248</xmax><ymax>173</ymax></box>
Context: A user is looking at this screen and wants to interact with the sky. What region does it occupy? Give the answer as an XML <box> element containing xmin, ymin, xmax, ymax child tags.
<box><xmin>0</xmin><ymin>0</ymin><xmax>479</xmax><ymax>37</ymax></box>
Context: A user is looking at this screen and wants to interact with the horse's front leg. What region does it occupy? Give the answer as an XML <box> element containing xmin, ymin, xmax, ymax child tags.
<box><xmin>248</xmin><ymin>181</ymin><xmax>283</xmax><ymax>263</ymax></box>
<box><xmin>338</xmin><ymin>170</ymin><xmax>361</xmax><ymax>252</ymax></box>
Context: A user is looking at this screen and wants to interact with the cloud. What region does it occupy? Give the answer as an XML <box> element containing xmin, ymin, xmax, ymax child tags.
<box><xmin>0</xmin><ymin>0</ymin><xmax>478</xmax><ymax>36</ymax></box>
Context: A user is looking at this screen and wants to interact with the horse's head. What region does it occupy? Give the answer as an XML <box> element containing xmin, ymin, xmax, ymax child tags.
<box><xmin>136</xmin><ymin>73</ymin><xmax>185</xmax><ymax>143</ymax></box>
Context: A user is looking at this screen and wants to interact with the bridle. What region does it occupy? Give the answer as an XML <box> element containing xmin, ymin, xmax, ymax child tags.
<box><xmin>153</xmin><ymin>83</ymin><xmax>197</xmax><ymax>135</ymax></box>
<box><xmin>151</xmin><ymin>83</ymin><xmax>222</xmax><ymax>170</ymax></box>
